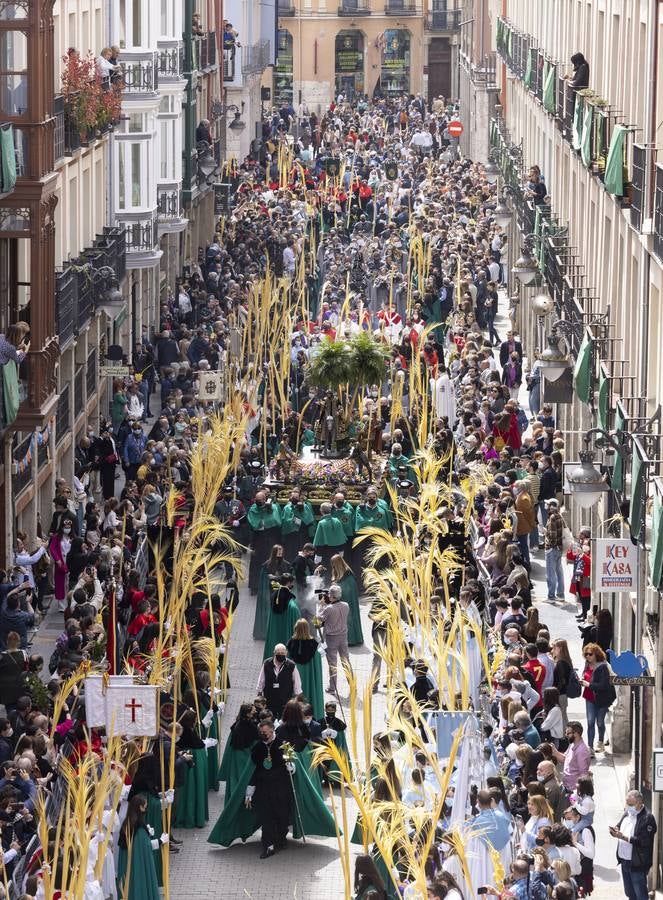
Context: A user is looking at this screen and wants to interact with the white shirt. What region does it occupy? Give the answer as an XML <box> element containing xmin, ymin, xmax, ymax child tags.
<box><xmin>540</xmin><ymin>705</ymin><xmax>564</xmax><ymax>739</ymax></box>
<box><xmin>617</xmin><ymin>813</ymin><xmax>635</xmax><ymax>860</ymax></box>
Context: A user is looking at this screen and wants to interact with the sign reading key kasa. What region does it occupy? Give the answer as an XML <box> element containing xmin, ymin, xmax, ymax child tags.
<box><xmin>593</xmin><ymin>538</ymin><xmax>638</xmax><ymax>593</ymax></box>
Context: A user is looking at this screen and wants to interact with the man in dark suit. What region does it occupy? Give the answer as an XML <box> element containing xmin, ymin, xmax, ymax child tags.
<box><xmin>499</xmin><ymin>329</ymin><xmax>523</xmax><ymax>369</ymax></box>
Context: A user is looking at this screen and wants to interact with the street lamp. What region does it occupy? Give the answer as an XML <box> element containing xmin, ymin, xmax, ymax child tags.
<box><xmin>483</xmin><ymin>155</ymin><xmax>499</xmax><ymax>185</ymax></box>
<box><xmin>512</xmin><ymin>239</ymin><xmax>539</xmax><ymax>285</ymax></box>
<box><xmin>567</xmin><ymin>445</ymin><xmax>610</xmax><ymax>509</ymax></box>
<box><xmin>531</xmin><ymin>292</ymin><xmax>555</xmax><ymax>317</ymax></box>
<box><xmin>538</xmin><ymin>328</ymin><xmax>571</xmax><ymax>381</ymax></box>
<box><xmin>494</xmin><ymin>197</ymin><xmax>513</xmax><ymax>228</ymax></box>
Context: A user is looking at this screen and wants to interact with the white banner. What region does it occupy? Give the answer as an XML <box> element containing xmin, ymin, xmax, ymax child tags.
<box><xmin>84</xmin><ymin>677</ymin><xmax>159</xmax><ymax>737</ymax></box>
<box><xmin>593</xmin><ymin>538</ymin><xmax>638</xmax><ymax>593</ymax></box>
<box><xmin>105</xmin><ymin>684</ymin><xmax>159</xmax><ymax>737</ymax></box>
<box><xmin>84</xmin><ymin>675</ymin><xmax>134</xmax><ymax>728</ymax></box>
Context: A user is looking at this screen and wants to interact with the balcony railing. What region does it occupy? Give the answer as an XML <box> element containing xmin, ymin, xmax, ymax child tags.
<box><xmin>242</xmin><ymin>41</ymin><xmax>270</xmax><ymax>75</ymax></box>
<box><xmin>12</xmin><ymin>434</ymin><xmax>33</xmax><ymax>497</ymax></box>
<box><xmin>56</xmin><ymin>383</ymin><xmax>70</xmax><ymax>445</ymax></box>
<box><xmin>86</xmin><ymin>348</ymin><xmax>97</xmax><ymax>399</ymax></box>
<box><xmin>338</xmin><ymin>0</ymin><xmax>371</xmax><ymax>13</ymax></box>
<box><xmin>654</xmin><ymin>163</ymin><xmax>663</xmax><ymax>264</ymax></box>
<box><xmin>200</xmin><ymin>35</ymin><xmax>208</xmax><ymax>70</ymax></box>
<box><xmin>15</xmin><ymin>340</ymin><xmax>59</xmax><ymax>427</ymax></box>
<box><xmin>278</xmin><ymin>0</ymin><xmax>296</xmax><ymax>14</ymax></box>
<box><xmin>157</xmin><ymin>186</ymin><xmax>182</xmax><ymax>220</ymax></box>
<box><xmin>630</xmin><ymin>144</ymin><xmax>646</xmax><ymax>232</ymax></box>
<box><xmin>158</xmin><ymin>45</ymin><xmax>184</xmax><ymax>79</ymax></box>
<box><xmin>207</xmin><ymin>31</ymin><xmax>216</xmax><ymax>67</ymax></box>
<box><xmin>122</xmin><ymin>215</ymin><xmax>159</xmax><ymax>253</ymax></box>
<box><xmin>426</xmin><ymin>6</ymin><xmax>461</xmax><ymax>30</ymax></box>
<box><xmin>223</xmin><ymin>50</ymin><xmax>236</xmax><ymax>82</ymax></box>
<box><xmin>385</xmin><ymin>0</ymin><xmax>418</xmax><ymax>14</ymax></box>
<box><xmin>55</xmin><ymin>266</ymin><xmax>77</xmax><ymax>348</ymax></box>
<box><xmin>75</xmin><ymin>262</ymin><xmax>95</xmax><ymax>329</ymax></box>
<box><xmin>122</xmin><ymin>53</ymin><xmax>159</xmax><ymax>93</ymax></box>
<box><xmin>54</xmin><ymin>94</ymin><xmax>65</xmax><ymax>162</ymax></box>
<box><xmin>74</xmin><ymin>366</ymin><xmax>85</xmax><ymax>419</ymax></box>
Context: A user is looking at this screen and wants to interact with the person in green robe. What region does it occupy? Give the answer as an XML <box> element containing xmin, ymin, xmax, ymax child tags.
<box><xmin>218</xmin><ymin>703</ymin><xmax>260</xmax><ymax>799</ymax></box>
<box><xmin>172</xmin><ymin>711</ymin><xmax>209</xmax><ymax>829</ymax></box>
<box><xmin>286</xmin><ymin>618</ymin><xmax>324</xmax><ymax>720</ymax></box>
<box><xmin>263</xmin><ymin>575</ymin><xmax>301</xmax><ymax>660</ymax></box>
<box><xmin>276</xmin><ymin>699</ymin><xmax>323</xmax><ymax>797</ymax></box>
<box><xmin>280</xmin><ymin>489</ymin><xmax>316</xmax><ymax>560</ymax></box>
<box><xmin>207</xmin><ymin>720</ymin><xmax>337</xmax><ymax>852</ymax></box>
<box><xmin>330</xmin><ymin>553</ymin><xmax>363</xmax><ymax>646</ymax></box>
<box><xmin>254</xmin><ymin>544</ymin><xmax>291</xmax><ymax>641</ymax></box>
<box><xmin>246</xmin><ymin>491</ymin><xmax>282</xmax><ymax>594</ymax></box>
<box><xmin>128</xmin><ymin>754</ymin><xmax>166</xmax><ymax>886</ymax></box>
<box><xmin>117</xmin><ymin>795</ymin><xmax>161</xmax><ymax>900</ymax></box>
<box><xmin>353</xmin><ymin>853</ymin><xmax>388</xmax><ymax>900</ymax></box>
<box><xmin>354</xmin><ymin>486</ymin><xmax>393</xmax><ymax>534</ymax></box>
<box><xmin>386</xmin><ymin>442</ymin><xmax>414</xmax><ymax>486</ymax></box>
<box><xmin>313</xmin><ymin>501</ymin><xmax>348</xmax><ymax>581</ymax></box>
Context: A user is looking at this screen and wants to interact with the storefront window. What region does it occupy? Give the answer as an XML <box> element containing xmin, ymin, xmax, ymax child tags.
<box><xmin>381</xmin><ymin>29</ymin><xmax>410</xmax><ymax>97</ymax></box>
<box><xmin>335</xmin><ymin>31</ymin><xmax>364</xmax><ymax>101</ymax></box>
<box><xmin>273</xmin><ymin>29</ymin><xmax>293</xmax><ymax>108</ymax></box>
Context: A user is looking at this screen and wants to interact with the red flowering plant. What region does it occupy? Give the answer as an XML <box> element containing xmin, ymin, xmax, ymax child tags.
<box><xmin>61</xmin><ymin>50</ymin><xmax>102</xmax><ymax>138</ymax></box>
<box><xmin>96</xmin><ymin>83</ymin><xmax>123</xmax><ymax>131</ymax></box>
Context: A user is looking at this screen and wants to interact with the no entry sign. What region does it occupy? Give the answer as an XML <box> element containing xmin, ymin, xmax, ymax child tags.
<box><xmin>448</xmin><ymin>121</ymin><xmax>464</xmax><ymax>138</ymax></box>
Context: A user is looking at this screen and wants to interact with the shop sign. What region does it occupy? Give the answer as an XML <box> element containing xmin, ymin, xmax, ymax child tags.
<box><xmin>593</xmin><ymin>538</ymin><xmax>638</xmax><ymax>592</ymax></box>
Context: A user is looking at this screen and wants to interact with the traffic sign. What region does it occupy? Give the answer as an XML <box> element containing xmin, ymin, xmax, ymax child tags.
<box><xmin>448</xmin><ymin>121</ymin><xmax>464</xmax><ymax>138</ymax></box>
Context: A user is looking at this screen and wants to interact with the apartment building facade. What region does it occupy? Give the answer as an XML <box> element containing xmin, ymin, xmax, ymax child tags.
<box><xmin>271</xmin><ymin>0</ymin><xmax>464</xmax><ymax>115</ymax></box>
<box><xmin>487</xmin><ymin>0</ymin><xmax>663</xmax><ymax>868</ymax></box>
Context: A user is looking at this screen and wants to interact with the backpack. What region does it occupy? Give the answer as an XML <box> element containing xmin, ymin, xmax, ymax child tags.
<box><xmin>566</xmin><ymin>667</ymin><xmax>582</xmax><ymax>699</ymax></box>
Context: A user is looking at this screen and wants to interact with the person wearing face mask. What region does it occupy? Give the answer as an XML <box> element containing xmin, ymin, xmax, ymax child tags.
<box><xmin>536</xmin><ymin>760</ymin><xmax>567</xmax><ymax>822</ymax></box>
<box><xmin>247</xmin><ymin>491</ymin><xmax>283</xmax><ymax>595</ymax></box>
<box><xmin>280</xmin><ymin>490</ymin><xmax>315</xmax><ymax>561</ymax></box>
<box><xmin>329</xmin><ymin>491</ymin><xmax>356</xmax><ymax>556</ymax></box>
<box><xmin>563</xmin><ymin>805</ymin><xmax>595</xmax><ymax>895</ymax></box>
<box><xmin>312</xmin><ymin>502</ymin><xmax>348</xmax><ymax>582</ymax></box>
<box><xmin>48</xmin><ymin>519</ymin><xmax>74</xmax><ymax>612</ymax></box>
<box><xmin>122</xmin><ymin>422</ymin><xmax>147</xmax><ymax>482</ymax></box>
<box><xmin>610</xmin><ymin>790</ymin><xmax>657</xmax><ymax>900</ymax></box>
<box><xmin>256</xmin><ymin>644</ymin><xmax>301</xmax><ymax>719</ymax></box>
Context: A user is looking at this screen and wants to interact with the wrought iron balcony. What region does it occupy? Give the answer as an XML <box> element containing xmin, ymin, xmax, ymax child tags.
<box><xmin>56</xmin><ymin>383</ymin><xmax>70</xmax><ymax>446</ymax></box>
<box><xmin>122</xmin><ymin>52</ymin><xmax>159</xmax><ymax>94</ymax></box>
<box><xmin>426</xmin><ymin>5</ymin><xmax>461</xmax><ymax>30</ymax></box>
<box><xmin>121</xmin><ymin>213</ymin><xmax>159</xmax><ymax>254</ymax></box>
<box><xmin>385</xmin><ymin>0</ymin><xmax>419</xmax><ymax>15</ymax></box>
<box><xmin>338</xmin><ymin>0</ymin><xmax>371</xmax><ymax>14</ymax></box>
<box><xmin>54</xmin><ymin>94</ymin><xmax>65</xmax><ymax>162</ymax></box>
<box><xmin>242</xmin><ymin>41</ymin><xmax>270</xmax><ymax>75</ymax></box>
<box><xmin>157</xmin><ymin>186</ymin><xmax>182</xmax><ymax>220</ymax></box>
<box><xmin>158</xmin><ymin>44</ymin><xmax>184</xmax><ymax>79</ymax></box>
<box><xmin>278</xmin><ymin>0</ymin><xmax>296</xmax><ymax>15</ymax></box>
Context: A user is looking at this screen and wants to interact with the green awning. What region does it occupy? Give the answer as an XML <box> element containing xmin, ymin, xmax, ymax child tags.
<box><xmin>496</xmin><ymin>19</ymin><xmax>503</xmax><ymax>53</ymax></box>
<box><xmin>612</xmin><ymin>407</ymin><xmax>625</xmax><ymax>493</ymax></box>
<box><xmin>597</xmin><ymin>369</ymin><xmax>609</xmax><ymax>431</ymax></box>
<box><xmin>506</xmin><ymin>26</ymin><xmax>512</xmax><ymax>57</ymax></box>
<box><xmin>649</xmin><ymin>490</ymin><xmax>663</xmax><ymax>590</ymax></box>
<box><xmin>1</xmin><ymin>359</ymin><xmax>19</xmax><ymax>425</ymax></box>
<box><xmin>0</xmin><ymin>124</ymin><xmax>16</xmax><ymax>194</ymax></box>
<box><xmin>538</xmin><ymin>221</ymin><xmax>548</xmax><ymax>272</ymax></box>
<box><xmin>489</xmin><ymin>119</ymin><xmax>497</xmax><ymax>148</ymax></box>
<box><xmin>630</xmin><ymin>446</ymin><xmax>646</xmax><ymax>543</ymax></box>
<box><xmin>573</xmin><ymin>332</ymin><xmax>594</xmax><ymax>405</ymax></box>
<box><xmin>581</xmin><ymin>102</ymin><xmax>594</xmax><ymax>168</ymax></box>
<box><xmin>604</xmin><ymin>124</ymin><xmax>627</xmax><ymax>196</ymax></box>
<box><xmin>524</xmin><ymin>49</ymin><xmax>533</xmax><ymax>88</ymax></box>
<box><xmin>543</xmin><ymin>63</ymin><xmax>556</xmax><ymax>114</ymax></box>
<box><xmin>572</xmin><ymin>96</ymin><xmax>583</xmax><ymax>151</ymax></box>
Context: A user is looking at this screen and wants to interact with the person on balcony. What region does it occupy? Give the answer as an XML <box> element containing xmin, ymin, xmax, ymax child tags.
<box><xmin>567</xmin><ymin>53</ymin><xmax>590</xmax><ymax>90</ymax></box>
<box><xmin>96</xmin><ymin>47</ymin><xmax>120</xmax><ymax>81</ymax></box>
<box><xmin>0</xmin><ymin>322</ymin><xmax>29</xmax><ymax>425</ymax></box>
<box><xmin>196</xmin><ymin>119</ymin><xmax>212</xmax><ymax>146</ymax></box>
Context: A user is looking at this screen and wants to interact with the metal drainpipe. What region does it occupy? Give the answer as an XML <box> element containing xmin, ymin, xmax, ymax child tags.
<box><xmin>642</xmin><ymin>0</ymin><xmax>661</xmax><ymax>885</ymax></box>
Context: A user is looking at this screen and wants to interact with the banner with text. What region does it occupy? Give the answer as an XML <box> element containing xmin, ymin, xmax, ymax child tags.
<box><xmin>593</xmin><ymin>538</ymin><xmax>638</xmax><ymax>593</ymax></box>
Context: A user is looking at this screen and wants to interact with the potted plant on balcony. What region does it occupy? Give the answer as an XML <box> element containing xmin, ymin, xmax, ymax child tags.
<box><xmin>60</xmin><ymin>50</ymin><xmax>102</xmax><ymax>145</ymax></box>
<box><xmin>96</xmin><ymin>83</ymin><xmax>123</xmax><ymax>135</ymax></box>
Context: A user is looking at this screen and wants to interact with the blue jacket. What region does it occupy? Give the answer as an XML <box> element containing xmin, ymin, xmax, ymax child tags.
<box><xmin>123</xmin><ymin>433</ymin><xmax>147</xmax><ymax>465</ymax></box>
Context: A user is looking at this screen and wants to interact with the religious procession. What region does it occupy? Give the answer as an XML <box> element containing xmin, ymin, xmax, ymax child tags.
<box><xmin>0</xmin><ymin>93</ymin><xmax>644</xmax><ymax>900</ymax></box>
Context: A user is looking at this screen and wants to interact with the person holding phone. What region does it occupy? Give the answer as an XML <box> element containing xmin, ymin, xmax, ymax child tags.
<box><xmin>610</xmin><ymin>790</ymin><xmax>657</xmax><ymax>900</ymax></box>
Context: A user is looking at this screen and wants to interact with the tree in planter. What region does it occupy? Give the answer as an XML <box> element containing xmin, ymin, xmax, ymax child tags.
<box><xmin>96</xmin><ymin>83</ymin><xmax>123</xmax><ymax>133</ymax></box>
<box><xmin>60</xmin><ymin>50</ymin><xmax>102</xmax><ymax>142</ymax></box>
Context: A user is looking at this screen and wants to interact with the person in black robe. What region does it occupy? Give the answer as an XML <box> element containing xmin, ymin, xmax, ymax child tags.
<box><xmin>246</xmin><ymin>721</ymin><xmax>293</xmax><ymax>858</ymax></box>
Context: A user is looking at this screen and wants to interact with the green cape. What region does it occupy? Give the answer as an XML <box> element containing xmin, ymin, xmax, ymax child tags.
<box><xmin>173</xmin><ymin>747</ymin><xmax>209</xmax><ymax>828</ymax></box>
<box><xmin>281</xmin><ymin>501</ymin><xmax>315</xmax><ymax>537</ymax></box>
<box><xmin>247</xmin><ymin>502</ymin><xmax>282</xmax><ymax>532</ymax></box>
<box><xmin>339</xmin><ymin>572</ymin><xmax>363</xmax><ymax>646</ymax></box>
<box><xmin>117</xmin><ymin>825</ymin><xmax>161</xmax><ymax>900</ymax></box>
<box><xmin>313</xmin><ymin>515</ymin><xmax>348</xmax><ymax>548</ymax></box>
<box><xmin>207</xmin><ymin>754</ymin><xmax>338</xmax><ymax>847</ymax></box>
<box><xmin>263</xmin><ymin>598</ymin><xmax>301</xmax><ymax>659</ymax></box>
<box><xmin>253</xmin><ymin>563</ymin><xmax>274</xmax><ymax>640</ymax></box>
<box><xmin>295</xmin><ymin>651</ymin><xmax>325</xmax><ymax>720</ymax></box>
<box><xmin>330</xmin><ymin>502</ymin><xmax>356</xmax><ymax>538</ymax></box>
<box><xmin>218</xmin><ymin>739</ymin><xmax>255</xmax><ymax>799</ymax></box>
<box><xmin>135</xmin><ymin>793</ymin><xmax>164</xmax><ymax>886</ymax></box>
<box><xmin>354</xmin><ymin>500</ymin><xmax>393</xmax><ymax>533</ymax></box>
